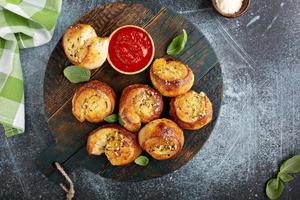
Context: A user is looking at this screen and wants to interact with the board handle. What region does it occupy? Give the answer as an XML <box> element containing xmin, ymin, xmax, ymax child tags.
<box><xmin>36</xmin><ymin>140</ymin><xmax>84</xmax><ymax>183</ymax></box>
<box><xmin>53</xmin><ymin>162</ymin><xmax>75</xmax><ymax>200</ymax></box>
<box><xmin>36</xmin><ymin>137</ymin><xmax>111</xmax><ymax>182</ymax></box>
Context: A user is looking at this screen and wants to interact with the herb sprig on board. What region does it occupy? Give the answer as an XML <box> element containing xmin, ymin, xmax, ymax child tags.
<box><xmin>63</xmin><ymin>65</ymin><xmax>91</xmax><ymax>83</ymax></box>
<box><xmin>266</xmin><ymin>155</ymin><xmax>300</xmax><ymax>199</ymax></box>
<box><xmin>104</xmin><ymin>114</ymin><xmax>118</xmax><ymax>123</ymax></box>
<box><xmin>166</xmin><ymin>29</ymin><xmax>188</xmax><ymax>56</ymax></box>
<box><xmin>104</xmin><ymin>114</ymin><xmax>125</xmax><ymax>126</ymax></box>
<box><xmin>134</xmin><ymin>155</ymin><xmax>149</xmax><ymax>166</ymax></box>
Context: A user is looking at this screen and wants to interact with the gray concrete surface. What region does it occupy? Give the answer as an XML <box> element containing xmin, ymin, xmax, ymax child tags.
<box><xmin>1</xmin><ymin>0</ymin><xmax>300</xmax><ymax>199</ymax></box>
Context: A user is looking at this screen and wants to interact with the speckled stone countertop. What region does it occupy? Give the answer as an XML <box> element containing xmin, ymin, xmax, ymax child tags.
<box><xmin>0</xmin><ymin>0</ymin><xmax>299</xmax><ymax>199</ymax></box>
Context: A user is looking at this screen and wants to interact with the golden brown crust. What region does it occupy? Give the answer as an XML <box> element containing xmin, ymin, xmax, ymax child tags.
<box><xmin>72</xmin><ymin>80</ymin><xmax>116</xmax><ymax>123</ymax></box>
<box><xmin>62</xmin><ymin>24</ymin><xmax>109</xmax><ymax>69</ymax></box>
<box><xmin>150</xmin><ymin>58</ymin><xmax>194</xmax><ymax>97</ymax></box>
<box><xmin>119</xmin><ymin>84</ymin><xmax>163</xmax><ymax>132</ymax></box>
<box><xmin>87</xmin><ymin>124</ymin><xmax>142</xmax><ymax>166</ymax></box>
<box><xmin>138</xmin><ymin>118</ymin><xmax>184</xmax><ymax>160</ymax></box>
<box><xmin>169</xmin><ymin>91</ymin><xmax>213</xmax><ymax>130</ymax></box>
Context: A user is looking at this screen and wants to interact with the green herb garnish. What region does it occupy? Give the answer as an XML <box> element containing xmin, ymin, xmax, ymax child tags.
<box><xmin>166</xmin><ymin>29</ymin><xmax>188</xmax><ymax>56</ymax></box>
<box><xmin>118</xmin><ymin>116</ymin><xmax>124</xmax><ymax>126</ymax></box>
<box><xmin>278</xmin><ymin>171</ymin><xmax>294</xmax><ymax>182</ymax></box>
<box><xmin>280</xmin><ymin>155</ymin><xmax>300</xmax><ymax>173</ymax></box>
<box><xmin>134</xmin><ymin>156</ymin><xmax>149</xmax><ymax>166</ymax></box>
<box><xmin>266</xmin><ymin>155</ymin><xmax>300</xmax><ymax>199</ymax></box>
<box><xmin>266</xmin><ymin>178</ymin><xmax>284</xmax><ymax>200</ymax></box>
<box><xmin>104</xmin><ymin>114</ymin><xmax>125</xmax><ymax>126</ymax></box>
<box><xmin>63</xmin><ymin>65</ymin><xmax>91</xmax><ymax>83</ymax></box>
<box><xmin>104</xmin><ymin>114</ymin><xmax>118</xmax><ymax>123</ymax></box>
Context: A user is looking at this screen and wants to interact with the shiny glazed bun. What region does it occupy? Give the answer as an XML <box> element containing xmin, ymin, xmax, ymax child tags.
<box><xmin>119</xmin><ymin>84</ymin><xmax>163</xmax><ymax>132</ymax></box>
<box><xmin>72</xmin><ymin>80</ymin><xmax>116</xmax><ymax>123</ymax></box>
<box><xmin>62</xmin><ymin>24</ymin><xmax>109</xmax><ymax>69</ymax></box>
<box><xmin>170</xmin><ymin>90</ymin><xmax>213</xmax><ymax>130</ymax></box>
<box><xmin>87</xmin><ymin>124</ymin><xmax>142</xmax><ymax>166</ymax></box>
<box><xmin>150</xmin><ymin>58</ymin><xmax>194</xmax><ymax>97</ymax></box>
<box><xmin>138</xmin><ymin>118</ymin><xmax>184</xmax><ymax>160</ymax></box>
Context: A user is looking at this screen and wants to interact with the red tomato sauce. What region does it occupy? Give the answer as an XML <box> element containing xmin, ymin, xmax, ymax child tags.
<box><xmin>108</xmin><ymin>26</ymin><xmax>154</xmax><ymax>73</ymax></box>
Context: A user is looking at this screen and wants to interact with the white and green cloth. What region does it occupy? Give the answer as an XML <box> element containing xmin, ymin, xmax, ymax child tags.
<box><xmin>0</xmin><ymin>0</ymin><xmax>62</xmax><ymax>137</ymax></box>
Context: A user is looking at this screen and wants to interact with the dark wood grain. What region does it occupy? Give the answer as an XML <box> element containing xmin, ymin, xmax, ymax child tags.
<box><xmin>44</xmin><ymin>2</ymin><xmax>163</xmax><ymax>121</ymax></box>
<box><xmin>37</xmin><ymin>2</ymin><xmax>223</xmax><ymax>182</ymax></box>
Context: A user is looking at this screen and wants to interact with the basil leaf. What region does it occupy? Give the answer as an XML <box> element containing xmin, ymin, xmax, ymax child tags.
<box><xmin>278</xmin><ymin>171</ymin><xmax>294</xmax><ymax>182</ymax></box>
<box><xmin>266</xmin><ymin>178</ymin><xmax>284</xmax><ymax>200</ymax></box>
<box><xmin>104</xmin><ymin>114</ymin><xmax>118</xmax><ymax>123</ymax></box>
<box><xmin>63</xmin><ymin>65</ymin><xmax>91</xmax><ymax>83</ymax></box>
<box><xmin>166</xmin><ymin>29</ymin><xmax>188</xmax><ymax>56</ymax></box>
<box><xmin>134</xmin><ymin>156</ymin><xmax>149</xmax><ymax>166</ymax></box>
<box><xmin>118</xmin><ymin>116</ymin><xmax>124</xmax><ymax>126</ymax></box>
<box><xmin>280</xmin><ymin>155</ymin><xmax>300</xmax><ymax>174</ymax></box>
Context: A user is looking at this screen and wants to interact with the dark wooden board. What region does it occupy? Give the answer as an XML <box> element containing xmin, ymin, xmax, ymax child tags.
<box><xmin>36</xmin><ymin>1</ymin><xmax>223</xmax><ymax>182</ymax></box>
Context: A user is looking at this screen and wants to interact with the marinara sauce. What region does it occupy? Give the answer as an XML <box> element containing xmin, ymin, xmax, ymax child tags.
<box><xmin>108</xmin><ymin>25</ymin><xmax>154</xmax><ymax>74</ymax></box>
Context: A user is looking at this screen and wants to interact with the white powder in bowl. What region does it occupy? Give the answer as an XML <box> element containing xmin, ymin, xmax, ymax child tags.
<box><xmin>215</xmin><ymin>0</ymin><xmax>244</xmax><ymax>14</ymax></box>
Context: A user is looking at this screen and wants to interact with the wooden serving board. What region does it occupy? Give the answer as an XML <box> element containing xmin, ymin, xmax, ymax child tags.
<box><xmin>36</xmin><ymin>1</ymin><xmax>223</xmax><ymax>182</ymax></box>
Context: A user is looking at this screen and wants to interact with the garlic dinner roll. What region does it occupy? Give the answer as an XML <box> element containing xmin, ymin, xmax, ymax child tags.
<box><xmin>150</xmin><ymin>58</ymin><xmax>194</xmax><ymax>97</ymax></box>
<box><xmin>119</xmin><ymin>84</ymin><xmax>163</xmax><ymax>132</ymax></box>
<box><xmin>63</xmin><ymin>24</ymin><xmax>109</xmax><ymax>69</ymax></box>
<box><xmin>138</xmin><ymin>118</ymin><xmax>184</xmax><ymax>160</ymax></box>
<box><xmin>170</xmin><ymin>91</ymin><xmax>213</xmax><ymax>130</ymax></box>
<box><xmin>72</xmin><ymin>80</ymin><xmax>116</xmax><ymax>123</ymax></box>
<box><xmin>87</xmin><ymin>124</ymin><xmax>142</xmax><ymax>166</ymax></box>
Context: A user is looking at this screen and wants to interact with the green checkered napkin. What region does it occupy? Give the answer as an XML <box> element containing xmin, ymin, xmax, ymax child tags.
<box><xmin>0</xmin><ymin>0</ymin><xmax>62</xmax><ymax>137</ymax></box>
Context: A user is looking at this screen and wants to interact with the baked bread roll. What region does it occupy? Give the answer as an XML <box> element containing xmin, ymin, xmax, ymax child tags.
<box><xmin>150</xmin><ymin>58</ymin><xmax>194</xmax><ymax>97</ymax></box>
<box><xmin>138</xmin><ymin>118</ymin><xmax>184</xmax><ymax>160</ymax></box>
<box><xmin>87</xmin><ymin>124</ymin><xmax>142</xmax><ymax>166</ymax></box>
<box><xmin>62</xmin><ymin>24</ymin><xmax>109</xmax><ymax>69</ymax></box>
<box><xmin>72</xmin><ymin>80</ymin><xmax>116</xmax><ymax>123</ymax></box>
<box><xmin>119</xmin><ymin>84</ymin><xmax>163</xmax><ymax>132</ymax></box>
<box><xmin>170</xmin><ymin>91</ymin><xmax>212</xmax><ymax>130</ymax></box>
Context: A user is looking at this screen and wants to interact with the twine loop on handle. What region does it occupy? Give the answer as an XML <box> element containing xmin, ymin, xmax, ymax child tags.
<box><xmin>54</xmin><ymin>162</ymin><xmax>75</xmax><ymax>200</ymax></box>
